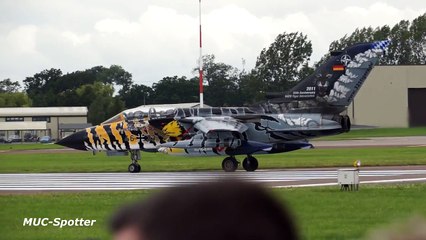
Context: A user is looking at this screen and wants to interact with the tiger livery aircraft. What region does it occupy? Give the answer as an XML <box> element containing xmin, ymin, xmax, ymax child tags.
<box><xmin>57</xmin><ymin>40</ymin><xmax>390</xmax><ymax>172</ymax></box>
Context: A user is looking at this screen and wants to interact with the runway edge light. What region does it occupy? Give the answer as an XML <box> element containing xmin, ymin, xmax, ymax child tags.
<box><xmin>354</xmin><ymin>160</ymin><xmax>362</xmax><ymax>168</ymax></box>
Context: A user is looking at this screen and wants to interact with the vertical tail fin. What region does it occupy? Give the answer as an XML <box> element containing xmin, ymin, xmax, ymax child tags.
<box><xmin>267</xmin><ymin>40</ymin><xmax>390</xmax><ymax>113</ymax></box>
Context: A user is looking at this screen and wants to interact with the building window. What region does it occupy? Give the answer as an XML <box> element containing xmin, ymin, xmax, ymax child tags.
<box><xmin>32</xmin><ymin>116</ymin><xmax>51</xmax><ymax>123</ymax></box>
<box><xmin>5</xmin><ymin>117</ymin><xmax>24</xmax><ymax>122</ymax></box>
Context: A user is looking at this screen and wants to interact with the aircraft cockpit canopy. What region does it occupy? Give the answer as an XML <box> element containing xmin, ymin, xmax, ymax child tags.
<box><xmin>101</xmin><ymin>106</ymin><xmax>267</xmax><ymax>124</ymax></box>
<box><xmin>172</xmin><ymin>107</ymin><xmax>263</xmax><ymax>118</ymax></box>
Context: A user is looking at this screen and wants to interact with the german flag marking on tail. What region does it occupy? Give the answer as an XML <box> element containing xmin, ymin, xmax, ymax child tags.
<box><xmin>332</xmin><ymin>65</ymin><xmax>345</xmax><ymax>71</ymax></box>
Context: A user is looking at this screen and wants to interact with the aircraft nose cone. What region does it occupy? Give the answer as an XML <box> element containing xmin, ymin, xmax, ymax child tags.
<box><xmin>56</xmin><ymin>130</ymin><xmax>87</xmax><ymax>151</ymax></box>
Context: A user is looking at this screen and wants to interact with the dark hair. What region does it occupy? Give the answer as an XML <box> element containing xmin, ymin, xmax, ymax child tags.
<box><xmin>110</xmin><ymin>180</ymin><xmax>298</xmax><ymax>240</ymax></box>
<box><xmin>109</xmin><ymin>201</ymin><xmax>145</xmax><ymax>233</ymax></box>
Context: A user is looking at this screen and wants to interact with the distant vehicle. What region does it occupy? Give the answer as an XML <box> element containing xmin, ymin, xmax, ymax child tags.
<box><xmin>0</xmin><ymin>136</ymin><xmax>5</xmax><ymax>143</ymax></box>
<box><xmin>39</xmin><ymin>136</ymin><xmax>52</xmax><ymax>143</ymax></box>
<box><xmin>24</xmin><ymin>133</ymin><xmax>38</xmax><ymax>142</ymax></box>
<box><xmin>5</xmin><ymin>135</ymin><xmax>22</xmax><ymax>143</ymax></box>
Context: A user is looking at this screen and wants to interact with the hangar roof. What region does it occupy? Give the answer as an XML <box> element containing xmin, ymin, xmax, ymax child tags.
<box><xmin>0</xmin><ymin>122</ymin><xmax>47</xmax><ymax>130</ymax></box>
<box><xmin>0</xmin><ymin>107</ymin><xmax>88</xmax><ymax>117</ymax></box>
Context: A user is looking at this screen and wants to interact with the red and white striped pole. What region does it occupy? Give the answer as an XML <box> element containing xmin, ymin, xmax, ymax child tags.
<box><xmin>198</xmin><ymin>0</ymin><xmax>204</xmax><ymax>107</ymax></box>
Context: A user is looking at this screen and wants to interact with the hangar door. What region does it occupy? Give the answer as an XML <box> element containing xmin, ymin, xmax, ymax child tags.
<box><xmin>408</xmin><ymin>88</ymin><xmax>426</xmax><ymax>127</ymax></box>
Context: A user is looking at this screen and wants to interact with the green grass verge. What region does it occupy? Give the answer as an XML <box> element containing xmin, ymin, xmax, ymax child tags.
<box><xmin>1</xmin><ymin>184</ymin><xmax>426</xmax><ymax>239</ymax></box>
<box><xmin>0</xmin><ymin>147</ymin><xmax>425</xmax><ymax>173</ymax></box>
<box><xmin>318</xmin><ymin>127</ymin><xmax>426</xmax><ymax>140</ymax></box>
<box><xmin>0</xmin><ymin>143</ymin><xmax>64</xmax><ymax>151</ymax></box>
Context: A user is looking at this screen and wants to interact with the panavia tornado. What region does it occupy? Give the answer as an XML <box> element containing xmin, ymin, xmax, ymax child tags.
<box><xmin>57</xmin><ymin>40</ymin><xmax>390</xmax><ymax>172</ymax></box>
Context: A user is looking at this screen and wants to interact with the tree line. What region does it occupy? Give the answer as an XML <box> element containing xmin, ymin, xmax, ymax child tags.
<box><xmin>1</xmin><ymin>13</ymin><xmax>424</xmax><ymax>124</ymax></box>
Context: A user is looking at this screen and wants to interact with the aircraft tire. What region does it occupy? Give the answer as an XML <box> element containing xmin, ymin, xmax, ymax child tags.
<box><xmin>222</xmin><ymin>157</ymin><xmax>238</xmax><ymax>172</ymax></box>
<box><xmin>128</xmin><ymin>163</ymin><xmax>140</xmax><ymax>173</ymax></box>
<box><xmin>243</xmin><ymin>156</ymin><xmax>258</xmax><ymax>172</ymax></box>
<box><xmin>135</xmin><ymin>164</ymin><xmax>141</xmax><ymax>173</ymax></box>
<box><xmin>340</xmin><ymin>115</ymin><xmax>351</xmax><ymax>132</ymax></box>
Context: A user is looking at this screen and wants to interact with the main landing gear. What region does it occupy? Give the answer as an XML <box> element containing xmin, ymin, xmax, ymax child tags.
<box><xmin>221</xmin><ymin>155</ymin><xmax>259</xmax><ymax>172</ymax></box>
<box><xmin>242</xmin><ymin>155</ymin><xmax>258</xmax><ymax>172</ymax></box>
<box><xmin>128</xmin><ymin>150</ymin><xmax>141</xmax><ymax>173</ymax></box>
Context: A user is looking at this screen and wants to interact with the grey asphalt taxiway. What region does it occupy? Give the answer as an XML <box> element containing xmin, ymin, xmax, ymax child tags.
<box><xmin>1</xmin><ymin>166</ymin><xmax>426</xmax><ymax>192</ymax></box>
<box><xmin>312</xmin><ymin>136</ymin><xmax>426</xmax><ymax>148</ymax></box>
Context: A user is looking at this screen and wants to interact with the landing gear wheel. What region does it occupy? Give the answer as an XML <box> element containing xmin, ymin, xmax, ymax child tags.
<box><xmin>128</xmin><ymin>163</ymin><xmax>141</xmax><ymax>173</ymax></box>
<box><xmin>128</xmin><ymin>150</ymin><xmax>141</xmax><ymax>173</ymax></box>
<box><xmin>340</xmin><ymin>115</ymin><xmax>351</xmax><ymax>132</ymax></box>
<box><xmin>243</xmin><ymin>156</ymin><xmax>258</xmax><ymax>172</ymax></box>
<box><xmin>222</xmin><ymin>157</ymin><xmax>239</xmax><ymax>172</ymax></box>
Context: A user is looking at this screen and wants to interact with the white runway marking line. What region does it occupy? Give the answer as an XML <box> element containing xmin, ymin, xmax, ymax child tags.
<box><xmin>1</xmin><ymin>169</ymin><xmax>426</xmax><ymax>191</ymax></box>
<box><xmin>274</xmin><ymin>177</ymin><xmax>426</xmax><ymax>188</ymax></box>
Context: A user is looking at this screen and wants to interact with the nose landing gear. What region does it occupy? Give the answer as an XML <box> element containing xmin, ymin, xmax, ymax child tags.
<box><xmin>128</xmin><ymin>150</ymin><xmax>141</xmax><ymax>173</ymax></box>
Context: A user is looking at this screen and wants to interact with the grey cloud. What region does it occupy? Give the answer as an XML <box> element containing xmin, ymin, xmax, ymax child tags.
<box><xmin>0</xmin><ymin>0</ymin><xmax>424</xmax><ymax>86</ymax></box>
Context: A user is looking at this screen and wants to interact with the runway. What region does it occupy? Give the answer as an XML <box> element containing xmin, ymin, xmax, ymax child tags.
<box><xmin>1</xmin><ymin>166</ymin><xmax>426</xmax><ymax>192</ymax></box>
<box><xmin>312</xmin><ymin>136</ymin><xmax>426</xmax><ymax>148</ymax></box>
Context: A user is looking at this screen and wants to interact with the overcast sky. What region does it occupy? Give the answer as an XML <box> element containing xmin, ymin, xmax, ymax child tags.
<box><xmin>1</xmin><ymin>1</ymin><xmax>425</xmax><ymax>86</ymax></box>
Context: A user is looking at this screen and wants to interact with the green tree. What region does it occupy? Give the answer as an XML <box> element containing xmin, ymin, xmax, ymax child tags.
<box><xmin>23</xmin><ymin>65</ymin><xmax>133</xmax><ymax>107</ymax></box>
<box><xmin>325</xmin><ymin>13</ymin><xmax>426</xmax><ymax>66</ymax></box>
<box><xmin>121</xmin><ymin>84</ymin><xmax>153</xmax><ymax>108</ymax></box>
<box><xmin>0</xmin><ymin>79</ymin><xmax>21</xmax><ymax>93</ymax></box>
<box><xmin>151</xmin><ymin>76</ymin><xmax>198</xmax><ymax>104</ymax></box>
<box><xmin>75</xmin><ymin>82</ymin><xmax>114</xmax><ymax>107</ymax></box>
<box><xmin>409</xmin><ymin>13</ymin><xmax>426</xmax><ymax>64</ymax></box>
<box><xmin>238</xmin><ymin>71</ymin><xmax>265</xmax><ymax>104</ymax></box>
<box><xmin>23</xmin><ymin>68</ymin><xmax>63</xmax><ymax>106</ymax></box>
<box><xmin>199</xmin><ymin>55</ymin><xmax>243</xmax><ymax>106</ymax></box>
<box><xmin>77</xmin><ymin>82</ymin><xmax>127</xmax><ymax>124</ymax></box>
<box><xmin>386</xmin><ymin>20</ymin><xmax>412</xmax><ymax>65</ymax></box>
<box><xmin>253</xmin><ymin>32</ymin><xmax>313</xmax><ymax>93</ymax></box>
<box><xmin>88</xmin><ymin>96</ymin><xmax>125</xmax><ymax>125</ymax></box>
<box><xmin>0</xmin><ymin>92</ymin><xmax>31</xmax><ymax>107</ymax></box>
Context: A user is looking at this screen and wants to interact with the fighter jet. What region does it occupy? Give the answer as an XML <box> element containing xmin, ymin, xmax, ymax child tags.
<box><xmin>57</xmin><ymin>40</ymin><xmax>390</xmax><ymax>172</ymax></box>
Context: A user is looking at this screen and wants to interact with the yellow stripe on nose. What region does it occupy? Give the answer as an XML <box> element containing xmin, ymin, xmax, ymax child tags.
<box><xmin>110</xmin><ymin>122</ymin><xmax>123</xmax><ymax>144</ymax></box>
<box><xmin>95</xmin><ymin>125</ymin><xmax>111</xmax><ymax>146</ymax></box>
<box><xmin>86</xmin><ymin>128</ymin><xmax>95</xmax><ymax>146</ymax></box>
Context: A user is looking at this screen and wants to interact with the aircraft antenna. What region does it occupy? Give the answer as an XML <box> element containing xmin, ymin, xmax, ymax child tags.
<box><xmin>198</xmin><ymin>0</ymin><xmax>204</xmax><ymax>107</ymax></box>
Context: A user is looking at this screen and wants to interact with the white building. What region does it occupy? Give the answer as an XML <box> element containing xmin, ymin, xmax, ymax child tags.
<box><xmin>0</xmin><ymin>107</ymin><xmax>90</xmax><ymax>141</ymax></box>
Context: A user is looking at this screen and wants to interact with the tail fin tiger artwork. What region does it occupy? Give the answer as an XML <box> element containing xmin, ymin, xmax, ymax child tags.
<box><xmin>57</xmin><ymin>41</ymin><xmax>390</xmax><ymax>173</ymax></box>
<box><xmin>267</xmin><ymin>40</ymin><xmax>391</xmax><ymax>113</ymax></box>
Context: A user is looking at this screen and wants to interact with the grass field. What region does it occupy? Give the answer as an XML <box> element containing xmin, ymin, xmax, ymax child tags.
<box><xmin>0</xmin><ymin>146</ymin><xmax>426</xmax><ymax>173</ymax></box>
<box><xmin>0</xmin><ymin>127</ymin><xmax>425</xmax><ymax>173</ymax></box>
<box><xmin>317</xmin><ymin>127</ymin><xmax>426</xmax><ymax>140</ymax></box>
<box><xmin>1</xmin><ymin>184</ymin><xmax>426</xmax><ymax>239</ymax></box>
<box><xmin>0</xmin><ymin>143</ymin><xmax>64</xmax><ymax>151</ymax></box>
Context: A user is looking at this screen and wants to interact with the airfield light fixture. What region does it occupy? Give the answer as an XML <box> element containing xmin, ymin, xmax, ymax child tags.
<box><xmin>353</xmin><ymin>160</ymin><xmax>361</xmax><ymax>168</ymax></box>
